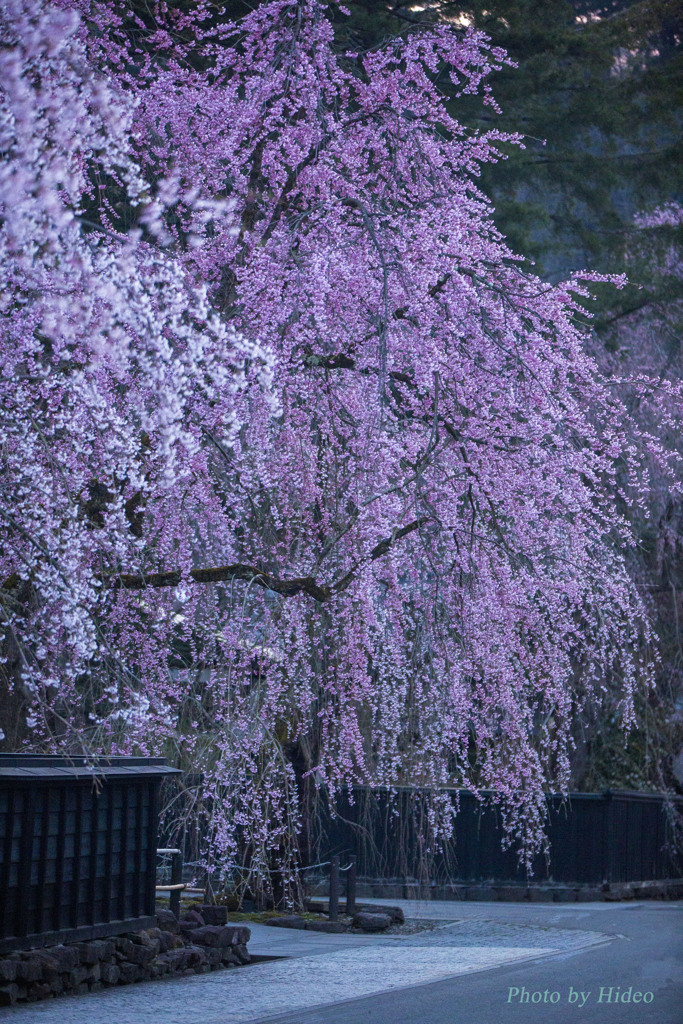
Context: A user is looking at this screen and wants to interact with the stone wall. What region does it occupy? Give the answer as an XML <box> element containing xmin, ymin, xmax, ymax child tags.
<box><xmin>0</xmin><ymin>907</ymin><xmax>250</xmax><ymax>1007</ymax></box>
<box><xmin>309</xmin><ymin>878</ymin><xmax>683</xmax><ymax>902</ymax></box>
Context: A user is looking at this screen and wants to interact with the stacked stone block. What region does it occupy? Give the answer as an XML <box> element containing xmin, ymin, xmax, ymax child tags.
<box><xmin>0</xmin><ymin>907</ymin><xmax>250</xmax><ymax>1006</ymax></box>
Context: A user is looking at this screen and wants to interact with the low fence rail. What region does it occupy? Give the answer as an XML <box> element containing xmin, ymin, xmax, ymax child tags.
<box><xmin>300</xmin><ymin>855</ymin><xmax>357</xmax><ymax>918</ymax></box>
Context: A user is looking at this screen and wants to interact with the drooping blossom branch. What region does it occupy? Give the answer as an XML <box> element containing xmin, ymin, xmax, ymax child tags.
<box><xmin>2</xmin><ymin>0</ymin><xmax>680</xmax><ymax>892</ymax></box>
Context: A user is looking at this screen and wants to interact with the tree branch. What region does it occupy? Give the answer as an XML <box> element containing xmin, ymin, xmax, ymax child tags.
<box><xmin>109</xmin><ymin>518</ymin><xmax>432</xmax><ymax>602</ymax></box>
<box><xmin>113</xmin><ymin>564</ymin><xmax>331</xmax><ymax>601</ymax></box>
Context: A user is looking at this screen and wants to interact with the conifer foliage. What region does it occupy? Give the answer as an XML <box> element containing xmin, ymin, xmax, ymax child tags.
<box><xmin>1</xmin><ymin>0</ymin><xmax>679</xmax><ymax>892</ymax></box>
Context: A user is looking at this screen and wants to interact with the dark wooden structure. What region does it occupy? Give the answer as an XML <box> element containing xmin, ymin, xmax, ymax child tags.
<box><xmin>321</xmin><ymin>787</ymin><xmax>683</xmax><ymax>885</ymax></box>
<box><xmin>0</xmin><ymin>754</ymin><xmax>180</xmax><ymax>952</ymax></box>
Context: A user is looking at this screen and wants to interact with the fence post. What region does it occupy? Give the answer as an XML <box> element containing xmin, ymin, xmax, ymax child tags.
<box><xmin>600</xmin><ymin>790</ymin><xmax>613</xmax><ymax>889</ymax></box>
<box><xmin>170</xmin><ymin>850</ymin><xmax>182</xmax><ymax>918</ymax></box>
<box><xmin>204</xmin><ymin>866</ymin><xmax>215</xmax><ymax>905</ymax></box>
<box><xmin>329</xmin><ymin>855</ymin><xmax>340</xmax><ymax>921</ymax></box>
<box><xmin>346</xmin><ymin>854</ymin><xmax>357</xmax><ymax>915</ymax></box>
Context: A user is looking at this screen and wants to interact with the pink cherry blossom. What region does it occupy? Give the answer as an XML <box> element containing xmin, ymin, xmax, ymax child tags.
<box><xmin>2</xmin><ymin>0</ymin><xmax>680</xmax><ymax>895</ymax></box>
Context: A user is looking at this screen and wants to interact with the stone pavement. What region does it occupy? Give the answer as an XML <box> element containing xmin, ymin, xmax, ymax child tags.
<box><xmin>3</xmin><ymin>900</ymin><xmax>615</xmax><ymax>1024</ymax></box>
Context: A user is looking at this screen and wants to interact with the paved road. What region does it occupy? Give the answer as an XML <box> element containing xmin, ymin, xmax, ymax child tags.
<box><xmin>6</xmin><ymin>911</ymin><xmax>604</xmax><ymax>1024</ymax></box>
<box><xmin>5</xmin><ymin>900</ymin><xmax>681</xmax><ymax>1024</ymax></box>
<box><xmin>254</xmin><ymin>902</ymin><xmax>683</xmax><ymax>1024</ymax></box>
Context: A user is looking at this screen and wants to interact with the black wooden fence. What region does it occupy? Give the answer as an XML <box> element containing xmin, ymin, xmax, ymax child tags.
<box><xmin>0</xmin><ymin>754</ymin><xmax>180</xmax><ymax>952</ymax></box>
<box><xmin>320</xmin><ymin>787</ymin><xmax>683</xmax><ymax>885</ymax></box>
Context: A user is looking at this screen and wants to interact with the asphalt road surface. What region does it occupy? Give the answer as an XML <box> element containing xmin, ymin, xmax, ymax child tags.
<box><xmin>253</xmin><ymin>903</ymin><xmax>682</xmax><ymax>1024</ymax></box>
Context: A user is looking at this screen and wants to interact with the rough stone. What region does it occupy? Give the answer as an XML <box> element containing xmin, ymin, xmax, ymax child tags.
<box><xmin>156</xmin><ymin>949</ymin><xmax>191</xmax><ymax>972</ymax></box>
<box><xmin>184</xmin><ymin>945</ymin><xmax>208</xmax><ymax>968</ymax></box>
<box><xmin>179</xmin><ymin>909</ymin><xmax>205</xmax><ymax>928</ymax></box>
<box><xmin>100</xmin><ymin>963</ymin><xmax>121</xmax><ymax>985</ymax></box>
<box><xmin>575</xmin><ymin>888</ymin><xmax>602</xmax><ymax>902</ymax></box>
<box><xmin>113</xmin><ymin>937</ymin><xmax>135</xmax><ymax>958</ymax></box>
<box><xmin>158</xmin><ymin>929</ymin><xmax>181</xmax><ymax>952</ymax></box>
<box><xmin>26</xmin><ymin>981</ymin><xmax>53</xmax><ymax>1002</ymax></box>
<box><xmin>527</xmin><ymin>887</ymin><xmax>554</xmax><ymax>903</ymax></box>
<box><xmin>351</xmin><ymin>903</ymin><xmax>404</xmax><ymax>924</ymax></box>
<box><xmin>54</xmin><ymin>944</ymin><xmax>81</xmax><ymax>970</ymax></box>
<box><xmin>603</xmin><ymin>884</ymin><xmax>634</xmax><ymax>901</ymax></box>
<box><xmin>138</xmin><ymin>935</ymin><xmax>161</xmax><ymax>955</ymax></box>
<box><xmin>0</xmin><ymin>984</ymin><xmax>19</xmax><ymax>1006</ymax></box>
<box><xmin>203</xmin><ymin>948</ymin><xmax>223</xmax><ymax>967</ymax></box>
<box><xmin>118</xmin><ymin>962</ymin><xmax>144</xmax><ymax>985</ymax></box>
<box><xmin>232</xmin><ymin>943</ymin><xmax>251</xmax><ymax>965</ymax></box>
<box><xmin>632</xmin><ymin>882</ymin><xmax>665</xmax><ymax>899</ymax></box>
<box><xmin>48</xmin><ymin>976</ymin><xmax>64</xmax><ymax>996</ymax></box>
<box><xmin>430</xmin><ymin>884</ymin><xmax>467</xmax><ymax>901</ymax></box>
<box><xmin>29</xmin><ymin>950</ymin><xmax>60</xmax><ymax>979</ymax></box>
<box><xmin>200</xmin><ymin>905</ymin><xmax>229</xmax><ymax>926</ymax></box>
<box><xmin>266</xmin><ymin>915</ymin><xmax>307</xmax><ymax>929</ymax></box>
<box><xmin>182</xmin><ymin>925</ymin><xmax>233</xmax><ymax>948</ymax></box>
<box><xmin>493</xmin><ymin>886</ymin><xmax>528</xmax><ymax>902</ymax></box>
<box><xmin>372</xmin><ymin>884</ymin><xmax>405</xmax><ymax>899</ymax></box>
<box><xmin>66</xmin><ymin>966</ymin><xmax>90</xmax><ymax>988</ymax></box>
<box><xmin>553</xmin><ymin>888</ymin><xmax>578</xmax><ymax>903</ymax></box>
<box><xmin>403</xmin><ymin>884</ymin><xmax>431</xmax><ymax>899</ymax></box>
<box><xmin>465</xmin><ymin>886</ymin><xmax>496</xmax><ymax>901</ymax></box>
<box><xmin>77</xmin><ymin>939</ymin><xmax>115</xmax><ymax>964</ymax></box>
<box><xmin>125</xmin><ymin>942</ymin><xmax>156</xmax><ymax>966</ymax></box>
<box><xmin>376</xmin><ymin>904</ymin><xmax>404</xmax><ymax>925</ymax></box>
<box><xmin>13</xmin><ymin>958</ymin><xmax>43</xmax><ymax>982</ymax></box>
<box><xmin>353</xmin><ymin>911</ymin><xmax>392</xmax><ymax>932</ymax></box>
<box><xmin>156</xmin><ymin>909</ymin><xmax>180</xmax><ymax>933</ymax></box>
<box><xmin>305</xmin><ymin>921</ymin><xmax>348</xmax><ymax>933</ymax></box>
<box><xmin>0</xmin><ymin>903</ymin><xmax>252</xmax><ymax>1006</ymax></box>
<box><xmin>0</xmin><ymin>961</ymin><xmax>17</xmax><ymax>983</ymax></box>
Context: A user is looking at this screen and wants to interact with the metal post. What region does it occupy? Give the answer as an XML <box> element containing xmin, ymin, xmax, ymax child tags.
<box><xmin>346</xmin><ymin>854</ymin><xmax>357</xmax><ymax>915</ymax></box>
<box><xmin>170</xmin><ymin>850</ymin><xmax>182</xmax><ymax>918</ymax></box>
<box><xmin>328</xmin><ymin>855</ymin><xmax>339</xmax><ymax>921</ymax></box>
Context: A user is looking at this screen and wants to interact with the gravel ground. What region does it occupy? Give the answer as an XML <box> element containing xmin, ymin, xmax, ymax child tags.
<box><xmin>385</xmin><ymin>919</ymin><xmax>440</xmax><ymax>935</ymax></box>
<box><xmin>392</xmin><ymin>917</ymin><xmax>607</xmax><ymax>950</ymax></box>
